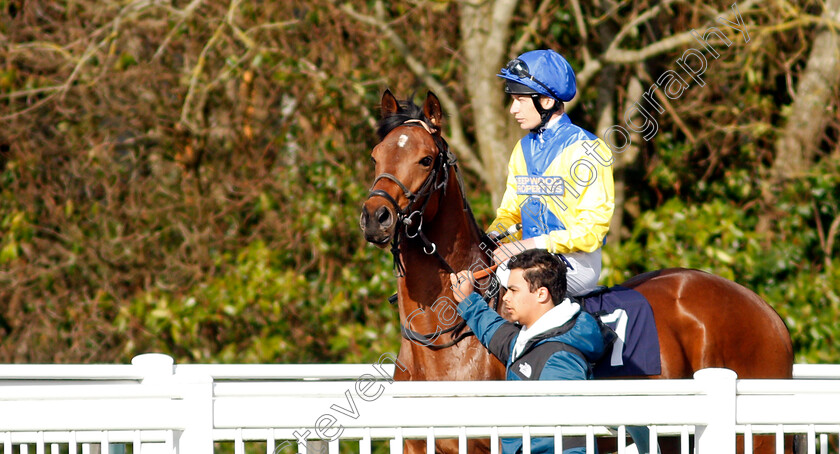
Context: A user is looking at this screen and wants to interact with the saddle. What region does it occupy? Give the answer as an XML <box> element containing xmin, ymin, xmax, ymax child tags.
<box><xmin>574</xmin><ymin>285</ymin><xmax>662</xmax><ymax>377</ymax></box>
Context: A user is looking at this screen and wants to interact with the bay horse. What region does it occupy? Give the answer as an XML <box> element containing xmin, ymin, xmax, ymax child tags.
<box><xmin>360</xmin><ymin>90</ymin><xmax>794</xmax><ymax>454</ymax></box>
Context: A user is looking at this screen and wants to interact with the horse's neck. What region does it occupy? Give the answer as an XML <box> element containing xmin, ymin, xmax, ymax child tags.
<box><xmin>398</xmin><ymin>171</ymin><xmax>484</xmax><ymax>303</ymax></box>
<box><xmin>393</xmin><ymin>171</ymin><xmax>504</xmax><ymax>381</ymax></box>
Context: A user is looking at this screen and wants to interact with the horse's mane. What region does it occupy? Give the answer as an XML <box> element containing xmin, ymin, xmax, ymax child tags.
<box><xmin>376</xmin><ymin>96</ymin><xmax>429</xmax><ymax>141</ymax></box>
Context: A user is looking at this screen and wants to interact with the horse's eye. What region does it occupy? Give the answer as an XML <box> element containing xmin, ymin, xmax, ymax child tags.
<box><xmin>419</xmin><ymin>156</ymin><xmax>433</xmax><ymax>167</ymax></box>
<box><xmin>370</xmin><ymin>156</ymin><xmax>376</xmax><ymax>165</ymax></box>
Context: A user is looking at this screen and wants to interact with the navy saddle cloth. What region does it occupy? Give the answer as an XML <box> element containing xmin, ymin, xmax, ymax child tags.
<box><xmin>581</xmin><ymin>285</ymin><xmax>661</xmax><ymax>377</ymax></box>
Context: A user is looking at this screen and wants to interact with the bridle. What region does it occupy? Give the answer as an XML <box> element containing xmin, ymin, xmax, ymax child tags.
<box><xmin>366</xmin><ymin>120</ymin><xmax>456</xmax><ymax>275</ymax></box>
<box><xmin>364</xmin><ymin>119</ymin><xmax>500</xmax><ymax>349</ymax></box>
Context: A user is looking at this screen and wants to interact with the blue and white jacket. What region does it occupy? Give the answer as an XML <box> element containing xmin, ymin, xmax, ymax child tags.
<box><xmin>457</xmin><ymin>293</ymin><xmax>606</xmax><ymax>454</ymax></box>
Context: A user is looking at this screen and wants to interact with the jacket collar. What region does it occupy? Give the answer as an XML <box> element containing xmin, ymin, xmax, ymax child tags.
<box><xmin>512</xmin><ymin>298</ymin><xmax>580</xmax><ymax>359</ymax></box>
<box><xmin>537</xmin><ymin>113</ymin><xmax>570</xmax><ymax>143</ymax></box>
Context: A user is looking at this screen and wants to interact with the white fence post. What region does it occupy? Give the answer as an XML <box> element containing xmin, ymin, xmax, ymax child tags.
<box><xmin>132</xmin><ymin>354</ymin><xmax>175</xmax><ymax>383</ymax></box>
<box><xmin>694</xmin><ymin>368</ymin><xmax>737</xmax><ymax>454</ymax></box>
<box><xmin>174</xmin><ymin>369</ymin><xmax>214</xmax><ymax>454</ymax></box>
<box><xmin>132</xmin><ymin>354</ymin><xmax>176</xmax><ymax>454</ymax></box>
<box><xmin>131</xmin><ymin>353</ymin><xmax>214</xmax><ymax>454</ymax></box>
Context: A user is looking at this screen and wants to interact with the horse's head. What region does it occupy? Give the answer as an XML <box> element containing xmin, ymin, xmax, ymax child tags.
<box><xmin>360</xmin><ymin>90</ymin><xmax>450</xmax><ymax>247</ymax></box>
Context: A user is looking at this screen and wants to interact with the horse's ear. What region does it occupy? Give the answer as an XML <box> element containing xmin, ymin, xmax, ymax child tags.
<box><xmin>381</xmin><ymin>89</ymin><xmax>399</xmax><ymax>118</ymax></box>
<box><xmin>423</xmin><ymin>91</ymin><xmax>443</xmax><ymax>131</ymax></box>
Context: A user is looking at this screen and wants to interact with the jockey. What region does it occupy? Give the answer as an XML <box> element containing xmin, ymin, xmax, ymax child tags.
<box><xmin>489</xmin><ymin>49</ymin><xmax>615</xmax><ymax>296</ymax></box>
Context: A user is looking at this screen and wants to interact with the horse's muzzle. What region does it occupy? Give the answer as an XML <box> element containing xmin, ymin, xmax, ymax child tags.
<box><xmin>360</xmin><ymin>203</ymin><xmax>396</xmax><ymax>247</ymax></box>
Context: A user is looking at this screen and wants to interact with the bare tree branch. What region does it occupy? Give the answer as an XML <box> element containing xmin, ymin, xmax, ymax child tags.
<box><xmin>458</xmin><ymin>0</ymin><xmax>523</xmax><ymax>204</ymax></box>
<box><xmin>488</xmin><ymin>0</ymin><xmax>520</xmax><ymax>53</ymax></box>
<box><xmin>511</xmin><ymin>0</ymin><xmax>553</xmax><ymax>56</ymax></box>
<box><xmin>179</xmin><ymin>0</ymin><xmax>252</xmax><ymax>133</ymax></box>
<box><xmin>571</xmin><ymin>0</ymin><xmax>761</xmax><ymax>109</ymax></box>
<box><xmin>606</xmin><ymin>0</ymin><xmax>759</xmax><ymax>62</ymax></box>
<box><xmin>636</xmin><ymin>64</ymin><xmax>696</xmax><ymax>143</ymax></box>
<box><xmin>336</xmin><ymin>1</ymin><xmax>480</xmax><ymax>169</ymax></box>
<box><xmin>153</xmin><ymin>0</ymin><xmax>206</xmax><ymax>60</ymax></box>
<box><xmin>179</xmin><ymin>16</ymin><xmax>227</xmax><ymax>131</ymax></box>
<box><xmin>827</xmin><ymin>215</ymin><xmax>840</xmax><ymax>270</ymax></box>
<box><xmin>606</xmin><ymin>0</ymin><xmax>682</xmax><ymax>57</ymax></box>
<box><xmin>771</xmin><ymin>0</ymin><xmax>840</xmax><ymax>180</ymax></box>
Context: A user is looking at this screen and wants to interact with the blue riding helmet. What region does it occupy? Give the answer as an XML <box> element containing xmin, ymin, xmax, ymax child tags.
<box><xmin>498</xmin><ymin>49</ymin><xmax>577</xmax><ymax>102</ymax></box>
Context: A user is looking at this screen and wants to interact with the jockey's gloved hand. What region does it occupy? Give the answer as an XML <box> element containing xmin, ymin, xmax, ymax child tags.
<box><xmin>487</xmin><ymin>223</ymin><xmax>521</xmax><ymax>244</ymax></box>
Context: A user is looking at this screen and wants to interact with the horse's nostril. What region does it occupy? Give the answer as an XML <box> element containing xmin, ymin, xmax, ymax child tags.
<box><xmin>376</xmin><ymin>206</ymin><xmax>392</xmax><ymax>227</ymax></box>
<box><xmin>360</xmin><ymin>209</ymin><xmax>369</xmax><ymax>230</ymax></box>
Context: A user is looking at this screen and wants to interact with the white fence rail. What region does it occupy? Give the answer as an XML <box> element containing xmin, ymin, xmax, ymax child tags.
<box><xmin>0</xmin><ymin>354</ymin><xmax>838</xmax><ymax>454</ymax></box>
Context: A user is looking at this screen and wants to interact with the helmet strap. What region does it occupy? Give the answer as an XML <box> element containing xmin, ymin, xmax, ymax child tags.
<box><xmin>529</xmin><ymin>94</ymin><xmax>560</xmax><ymax>133</ymax></box>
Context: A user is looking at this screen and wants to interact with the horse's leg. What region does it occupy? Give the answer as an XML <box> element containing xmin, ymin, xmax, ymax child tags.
<box><xmin>624</xmin><ymin>433</ymin><xmax>781</xmax><ymax>454</ymax></box>
<box><xmin>597</xmin><ymin>436</ymin><xmax>618</xmax><ymax>453</ymax></box>
<box><xmin>746</xmin><ymin>434</ymin><xmax>797</xmax><ymax>454</ymax></box>
<box><xmin>599</xmin><ymin>430</ymin><xmax>679</xmax><ymax>454</ymax></box>
<box><xmin>467</xmin><ymin>439</ymin><xmax>492</xmax><ymax>454</ymax></box>
<box><xmin>405</xmin><ymin>439</ymin><xmax>426</xmax><ymax>454</ymax></box>
<box><xmin>404</xmin><ymin>438</ymin><xmax>491</xmax><ymax>454</ymax></box>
